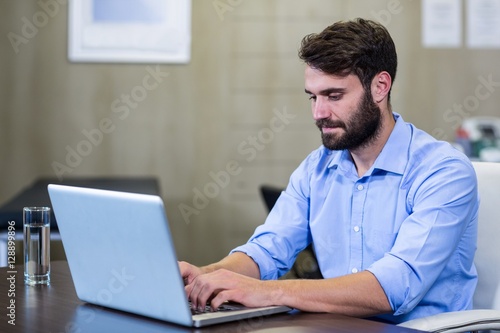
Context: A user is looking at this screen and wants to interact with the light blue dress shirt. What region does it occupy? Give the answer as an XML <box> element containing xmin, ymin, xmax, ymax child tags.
<box><xmin>232</xmin><ymin>113</ymin><xmax>479</xmax><ymax>323</ymax></box>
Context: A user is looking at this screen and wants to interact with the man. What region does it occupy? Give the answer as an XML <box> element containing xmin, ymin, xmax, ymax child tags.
<box><xmin>180</xmin><ymin>18</ymin><xmax>479</xmax><ymax>324</ymax></box>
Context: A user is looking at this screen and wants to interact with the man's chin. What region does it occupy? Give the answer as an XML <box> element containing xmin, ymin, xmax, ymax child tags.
<box><xmin>322</xmin><ymin>136</ymin><xmax>346</xmax><ymax>151</ymax></box>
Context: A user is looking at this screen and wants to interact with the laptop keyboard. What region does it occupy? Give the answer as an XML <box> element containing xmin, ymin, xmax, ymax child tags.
<box><xmin>190</xmin><ymin>303</ymin><xmax>243</xmax><ymax>315</ymax></box>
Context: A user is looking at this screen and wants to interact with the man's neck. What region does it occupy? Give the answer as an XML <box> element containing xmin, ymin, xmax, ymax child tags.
<box><xmin>349</xmin><ymin>111</ymin><xmax>396</xmax><ymax>178</ymax></box>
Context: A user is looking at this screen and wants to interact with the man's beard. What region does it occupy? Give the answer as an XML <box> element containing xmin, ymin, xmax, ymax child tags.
<box><xmin>316</xmin><ymin>90</ymin><xmax>382</xmax><ymax>151</ymax></box>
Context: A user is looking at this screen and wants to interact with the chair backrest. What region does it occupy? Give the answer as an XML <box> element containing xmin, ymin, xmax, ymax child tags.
<box><xmin>259</xmin><ymin>185</ymin><xmax>283</xmax><ymax>212</ymax></box>
<box><xmin>471</xmin><ymin>161</ymin><xmax>500</xmax><ymax>310</ymax></box>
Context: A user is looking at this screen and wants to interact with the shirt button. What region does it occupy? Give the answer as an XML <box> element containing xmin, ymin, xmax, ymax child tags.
<box><xmin>351</xmin><ymin>268</ymin><xmax>359</xmax><ymax>273</ymax></box>
<box><xmin>357</xmin><ymin>184</ymin><xmax>364</xmax><ymax>191</ymax></box>
<box><xmin>353</xmin><ymin>226</ymin><xmax>360</xmax><ymax>232</ymax></box>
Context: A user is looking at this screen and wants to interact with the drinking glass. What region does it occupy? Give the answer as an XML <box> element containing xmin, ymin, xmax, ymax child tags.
<box><xmin>23</xmin><ymin>207</ymin><xmax>51</xmax><ymax>285</ymax></box>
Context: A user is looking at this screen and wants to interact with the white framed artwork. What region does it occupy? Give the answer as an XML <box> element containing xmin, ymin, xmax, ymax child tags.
<box><xmin>466</xmin><ymin>0</ymin><xmax>500</xmax><ymax>49</ymax></box>
<box><xmin>68</xmin><ymin>0</ymin><xmax>191</xmax><ymax>63</ymax></box>
<box><xmin>421</xmin><ymin>0</ymin><xmax>462</xmax><ymax>48</ymax></box>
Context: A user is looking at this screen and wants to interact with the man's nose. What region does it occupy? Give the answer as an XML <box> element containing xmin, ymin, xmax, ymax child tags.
<box><xmin>312</xmin><ymin>98</ymin><xmax>330</xmax><ymax>120</ymax></box>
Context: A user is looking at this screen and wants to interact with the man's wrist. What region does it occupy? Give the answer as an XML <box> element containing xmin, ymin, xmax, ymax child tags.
<box><xmin>200</xmin><ymin>263</ymin><xmax>220</xmax><ymax>274</ymax></box>
<box><xmin>267</xmin><ymin>280</ymin><xmax>286</xmax><ymax>306</ymax></box>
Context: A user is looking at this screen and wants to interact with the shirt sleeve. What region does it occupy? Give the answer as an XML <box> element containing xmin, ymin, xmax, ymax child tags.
<box><xmin>367</xmin><ymin>157</ymin><xmax>478</xmax><ymax>316</ymax></box>
<box><xmin>230</xmin><ymin>150</ymin><xmax>320</xmax><ymax>280</ymax></box>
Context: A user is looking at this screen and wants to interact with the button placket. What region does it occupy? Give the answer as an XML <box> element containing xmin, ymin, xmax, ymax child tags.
<box><xmin>350</xmin><ymin>181</ymin><xmax>366</xmax><ymax>274</ymax></box>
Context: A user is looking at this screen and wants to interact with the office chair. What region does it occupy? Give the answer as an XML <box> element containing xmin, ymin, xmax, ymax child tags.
<box><xmin>398</xmin><ymin>161</ymin><xmax>500</xmax><ymax>332</ymax></box>
<box><xmin>259</xmin><ymin>185</ymin><xmax>323</xmax><ymax>279</ymax></box>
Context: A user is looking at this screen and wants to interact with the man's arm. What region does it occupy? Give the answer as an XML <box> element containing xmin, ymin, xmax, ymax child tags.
<box><xmin>273</xmin><ymin>270</ymin><xmax>392</xmax><ymax>316</ymax></box>
<box><xmin>182</xmin><ymin>252</ymin><xmax>392</xmax><ymax>317</ymax></box>
<box><xmin>179</xmin><ymin>252</ymin><xmax>260</xmax><ymax>285</ymax></box>
<box><xmin>202</xmin><ymin>252</ymin><xmax>260</xmax><ymax>278</ymax></box>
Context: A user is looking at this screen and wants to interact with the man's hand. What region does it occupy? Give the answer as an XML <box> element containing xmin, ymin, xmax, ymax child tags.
<box><xmin>185</xmin><ymin>268</ymin><xmax>278</xmax><ymax>311</ymax></box>
<box><xmin>178</xmin><ymin>261</ymin><xmax>204</xmax><ymax>286</ymax></box>
<box><xmin>178</xmin><ymin>253</ymin><xmax>264</xmax><ymax>311</ymax></box>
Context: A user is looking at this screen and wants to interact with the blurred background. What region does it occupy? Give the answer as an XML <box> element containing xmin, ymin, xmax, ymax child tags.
<box><xmin>1</xmin><ymin>0</ymin><xmax>499</xmax><ymax>265</ymax></box>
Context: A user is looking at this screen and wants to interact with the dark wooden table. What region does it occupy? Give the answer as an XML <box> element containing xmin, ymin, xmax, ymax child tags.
<box><xmin>0</xmin><ymin>261</ymin><xmax>425</xmax><ymax>333</ymax></box>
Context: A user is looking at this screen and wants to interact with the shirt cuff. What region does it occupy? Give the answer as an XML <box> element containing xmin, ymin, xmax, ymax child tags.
<box><xmin>367</xmin><ymin>253</ymin><xmax>419</xmax><ymax>316</ymax></box>
<box><xmin>230</xmin><ymin>243</ymin><xmax>280</xmax><ymax>280</ymax></box>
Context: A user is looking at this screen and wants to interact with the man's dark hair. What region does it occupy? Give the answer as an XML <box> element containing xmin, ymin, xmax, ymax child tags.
<box><xmin>298</xmin><ymin>18</ymin><xmax>397</xmax><ymax>101</ymax></box>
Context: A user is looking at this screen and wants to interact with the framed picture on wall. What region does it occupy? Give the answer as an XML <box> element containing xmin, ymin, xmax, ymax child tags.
<box><xmin>68</xmin><ymin>0</ymin><xmax>191</xmax><ymax>63</ymax></box>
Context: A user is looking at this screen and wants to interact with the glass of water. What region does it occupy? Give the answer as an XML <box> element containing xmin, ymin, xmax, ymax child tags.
<box><xmin>23</xmin><ymin>207</ymin><xmax>51</xmax><ymax>285</ymax></box>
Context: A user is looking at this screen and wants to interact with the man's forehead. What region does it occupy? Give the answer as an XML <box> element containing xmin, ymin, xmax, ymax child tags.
<box><xmin>304</xmin><ymin>66</ymin><xmax>361</xmax><ymax>92</ymax></box>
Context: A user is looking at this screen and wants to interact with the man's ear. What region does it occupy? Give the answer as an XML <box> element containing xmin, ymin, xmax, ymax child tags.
<box><xmin>371</xmin><ymin>71</ymin><xmax>392</xmax><ymax>104</ymax></box>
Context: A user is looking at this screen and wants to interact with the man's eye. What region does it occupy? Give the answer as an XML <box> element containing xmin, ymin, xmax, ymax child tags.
<box><xmin>329</xmin><ymin>95</ymin><xmax>341</xmax><ymax>101</ymax></box>
<box><xmin>308</xmin><ymin>95</ymin><xmax>317</xmax><ymax>101</ymax></box>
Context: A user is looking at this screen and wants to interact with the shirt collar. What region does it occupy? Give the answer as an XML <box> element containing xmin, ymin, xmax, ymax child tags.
<box><xmin>326</xmin><ymin>112</ymin><xmax>410</xmax><ymax>176</ymax></box>
<box><xmin>372</xmin><ymin>112</ymin><xmax>410</xmax><ymax>175</ymax></box>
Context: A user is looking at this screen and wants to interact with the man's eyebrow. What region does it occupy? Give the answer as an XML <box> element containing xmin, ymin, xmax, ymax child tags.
<box><xmin>304</xmin><ymin>87</ymin><xmax>346</xmax><ymax>95</ymax></box>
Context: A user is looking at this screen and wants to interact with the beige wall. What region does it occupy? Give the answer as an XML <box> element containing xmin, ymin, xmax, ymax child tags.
<box><xmin>1</xmin><ymin>0</ymin><xmax>499</xmax><ymax>265</ymax></box>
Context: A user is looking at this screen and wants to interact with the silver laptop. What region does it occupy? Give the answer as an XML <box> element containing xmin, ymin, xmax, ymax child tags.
<box><xmin>47</xmin><ymin>184</ymin><xmax>291</xmax><ymax>327</ymax></box>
